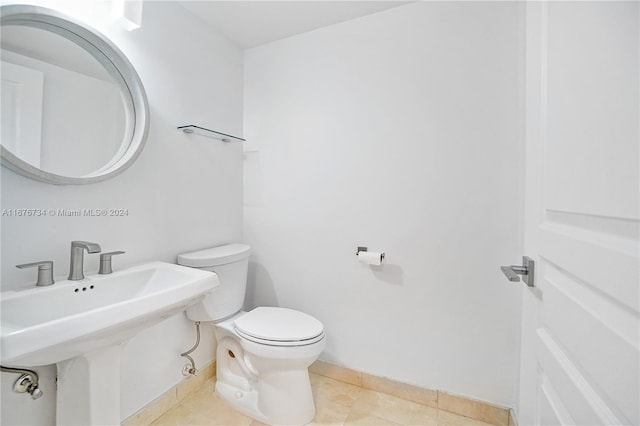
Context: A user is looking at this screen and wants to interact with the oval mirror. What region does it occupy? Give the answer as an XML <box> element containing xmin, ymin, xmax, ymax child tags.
<box><xmin>0</xmin><ymin>5</ymin><xmax>149</xmax><ymax>185</ymax></box>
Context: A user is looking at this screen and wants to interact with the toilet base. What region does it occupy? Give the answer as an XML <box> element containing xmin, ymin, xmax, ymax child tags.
<box><xmin>215</xmin><ymin>369</ymin><xmax>316</xmax><ymax>425</ymax></box>
<box><xmin>216</xmin><ymin>381</ymin><xmax>269</xmax><ymax>424</ymax></box>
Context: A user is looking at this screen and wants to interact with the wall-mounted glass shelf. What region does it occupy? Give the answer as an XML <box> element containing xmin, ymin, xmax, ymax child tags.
<box><xmin>177</xmin><ymin>125</ymin><xmax>245</xmax><ymax>143</ymax></box>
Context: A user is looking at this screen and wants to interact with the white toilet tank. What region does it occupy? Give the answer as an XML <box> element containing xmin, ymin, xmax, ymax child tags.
<box><xmin>178</xmin><ymin>244</ymin><xmax>251</xmax><ymax>322</ymax></box>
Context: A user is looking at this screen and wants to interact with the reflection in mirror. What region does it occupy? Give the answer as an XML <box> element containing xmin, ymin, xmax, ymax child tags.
<box><xmin>0</xmin><ymin>5</ymin><xmax>148</xmax><ymax>185</ymax></box>
<box><xmin>1</xmin><ymin>24</ymin><xmax>128</xmax><ymax>177</ymax></box>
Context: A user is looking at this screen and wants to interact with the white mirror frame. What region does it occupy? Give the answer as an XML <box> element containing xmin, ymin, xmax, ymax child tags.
<box><xmin>0</xmin><ymin>5</ymin><xmax>149</xmax><ymax>185</ymax></box>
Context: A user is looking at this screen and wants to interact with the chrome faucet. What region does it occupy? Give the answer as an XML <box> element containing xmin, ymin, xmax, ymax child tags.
<box><xmin>68</xmin><ymin>241</ymin><xmax>101</xmax><ymax>280</ymax></box>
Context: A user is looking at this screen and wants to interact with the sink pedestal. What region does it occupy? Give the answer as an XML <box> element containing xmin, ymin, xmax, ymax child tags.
<box><xmin>56</xmin><ymin>345</ymin><xmax>122</xmax><ymax>425</ymax></box>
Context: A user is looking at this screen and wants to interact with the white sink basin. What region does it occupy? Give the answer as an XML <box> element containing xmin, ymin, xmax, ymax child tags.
<box><xmin>1</xmin><ymin>261</ymin><xmax>218</xmax><ymax>367</ymax></box>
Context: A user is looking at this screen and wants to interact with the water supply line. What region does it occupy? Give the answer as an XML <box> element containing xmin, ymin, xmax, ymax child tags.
<box><xmin>1</xmin><ymin>366</ymin><xmax>43</xmax><ymax>399</ymax></box>
<box><xmin>180</xmin><ymin>321</ymin><xmax>201</xmax><ymax>376</ymax></box>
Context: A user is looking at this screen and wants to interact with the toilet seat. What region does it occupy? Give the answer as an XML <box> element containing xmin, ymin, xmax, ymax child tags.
<box><xmin>234</xmin><ymin>307</ymin><xmax>324</xmax><ymax>347</ymax></box>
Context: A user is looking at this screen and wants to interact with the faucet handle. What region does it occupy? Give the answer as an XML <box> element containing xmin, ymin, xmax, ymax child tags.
<box><xmin>99</xmin><ymin>251</ymin><xmax>125</xmax><ymax>275</ymax></box>
<box><xmin>16</xmin><ymin>261</ymin><xmax>55</xmax><ymax>286</ymax></box>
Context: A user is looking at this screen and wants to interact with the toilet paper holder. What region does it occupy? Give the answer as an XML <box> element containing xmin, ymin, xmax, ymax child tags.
<box><xmin>356</xmin><ymin>246</ymin><xmax>385</xmax><ymax>260</ymax></box>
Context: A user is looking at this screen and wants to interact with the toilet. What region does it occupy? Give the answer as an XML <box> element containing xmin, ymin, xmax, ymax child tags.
<box><xmin>177</xmin><ymin>244</ymin><xmax>325</xmax><ymax>425</ymax></box>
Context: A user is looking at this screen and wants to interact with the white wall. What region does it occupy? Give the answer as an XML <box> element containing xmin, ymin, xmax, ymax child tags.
<box><xmin>244</xmin><ymin>2</ymin><xmax>523</xmax><ymax>407</ymax></box>
<box><xmin>0</xmin><ymin>2</ymin><xmax>243</xmax><ymax>424</ymax></box>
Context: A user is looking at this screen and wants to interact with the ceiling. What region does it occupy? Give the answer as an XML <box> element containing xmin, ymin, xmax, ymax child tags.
<box><xmin>177</xmin><ymin>1</ymin><xmax>411</xmax><ymax>49</ymax></box>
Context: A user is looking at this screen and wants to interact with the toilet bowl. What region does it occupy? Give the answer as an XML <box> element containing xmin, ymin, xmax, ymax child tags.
<box><xmin>177</xmin><ymin>244</ymin><xmax>325</xmax><ymax>425</ymax></box>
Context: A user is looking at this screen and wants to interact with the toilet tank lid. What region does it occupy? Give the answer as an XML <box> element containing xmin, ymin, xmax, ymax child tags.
<box><xmin>178</xmin><ymin>243</ymin><xmax>251</xmax><ymax>267</ymax></box>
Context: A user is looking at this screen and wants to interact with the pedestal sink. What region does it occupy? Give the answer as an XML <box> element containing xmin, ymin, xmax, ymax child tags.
<box><xmin>1</xmin><ymin>261</ymin><xmax>219</xmax><ymax>425</ymax></box>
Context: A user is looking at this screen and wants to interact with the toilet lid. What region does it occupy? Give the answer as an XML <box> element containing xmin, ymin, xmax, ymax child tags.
<box><xmin>234</xmin><ymin>307</ymin><xmax>324</xmax><ymax>342</ymax></box>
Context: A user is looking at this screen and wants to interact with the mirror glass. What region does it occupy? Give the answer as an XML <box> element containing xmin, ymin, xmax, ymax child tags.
<box><xmin>0</xmin><ymin>5</ymin><xmax>148</xmax><ymax>185</ymax></box>
<box><xmin>1</xmin><ymin>25</ymin><xmax>128</xmax><ymax>177</ymax></box>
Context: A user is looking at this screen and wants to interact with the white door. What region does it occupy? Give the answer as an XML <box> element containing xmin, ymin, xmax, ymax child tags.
<box><xmin>516</xmin><ymin>2</ymin><xmax>639</xmax><ymax>425</ymax></box>
<box><xmin>1</xmin><ymin>60</ymin><xmax>44</xmax><ymax>167</ymax></box>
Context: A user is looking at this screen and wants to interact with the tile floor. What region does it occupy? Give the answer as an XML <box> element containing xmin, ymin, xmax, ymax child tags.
<box><xmin>149</xmin><ymin>374</ymin><xmax>493</xmax><ymax>426</ymax></box>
